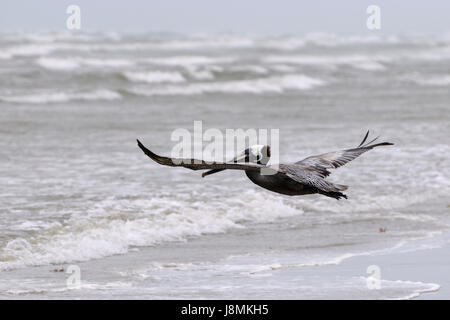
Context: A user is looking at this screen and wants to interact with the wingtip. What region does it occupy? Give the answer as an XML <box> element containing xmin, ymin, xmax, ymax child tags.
<box><xmin>358</xmin><ymin>130</ymin><xmax>370</xmax><ymax>148</ymax></box>
<box><xmin>136</xmin><ymin>139</ymin><xmax>145</xmax><ymax>149</ymax></box>
<box><xmin>136</xmin><ymin>139</ymin><xmax>149</xmax><ymax>154</ymax></box>
<box><xmin>369</xmin><ymin>141</ymin><xmax>394</xmax><ymax>148</ymax></box>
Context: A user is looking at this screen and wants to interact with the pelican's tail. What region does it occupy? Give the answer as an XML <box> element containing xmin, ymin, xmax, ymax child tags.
<box><xmin>319</xmin><ymin>190</ymin><xmax>348</xmax><ymax>200</ymax></box>
<box><xmin>335</xmin><ymin>184</ymin><xmax>348</xmax><ymax>191</ymax></box>
<box><xmin>318</xmin><ymin>182</ymin><xmax>348</xmax><ymax>200</ymax></box>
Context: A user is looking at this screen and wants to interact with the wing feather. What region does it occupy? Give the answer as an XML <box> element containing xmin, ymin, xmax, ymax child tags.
<box><xmin>295</xmin><ymin>131</ymin><xmax>393</xmax><ymax>177</ymax></box>
<box><xmin>282</xmin><ymin>165</ymin><xmax>344</xmax><ymax>193</ymax></box>
<box><xmin>137</xmin><ymin>139</ymin><xmax>267</xmax><ymax>172</ymax></box>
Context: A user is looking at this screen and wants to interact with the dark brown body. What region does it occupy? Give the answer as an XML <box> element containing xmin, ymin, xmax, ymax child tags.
<box><xmin>245</xmin><ymin>170</ymin><xmax>316</xmax><ymax>196</ymax></box>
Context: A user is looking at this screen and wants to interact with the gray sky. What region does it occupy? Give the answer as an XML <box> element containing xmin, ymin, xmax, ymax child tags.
<box><xmin>1</xmin><ymin>0</ymin><xmax>449</xmax><ymax>34</ymax></box>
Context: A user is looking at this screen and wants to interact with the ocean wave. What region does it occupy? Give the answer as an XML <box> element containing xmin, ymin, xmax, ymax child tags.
<box><xmin>0</xmin><ymin>190</ymin><xmax>302</xmax><ymax>271</ymax></box>
<box><xmin>0</xmin><ymin>89</ymin><xmax>121</xmax><ymax>104</ymax></box>
<box><xmin>228</xmin><ymin>65</ymin><xmax>269</xmax><ymax>74</ymax></box>
<box><xmin>36</xmin><ymin>57</ymin><xmax>134</xmax><ymax>71</ymax></box>
<box><xmin>35</xmin><ymin>57</ymin><xmax>80</xmax><ymax>70</ymax></box>
<box><xmin>303</xmin><ymin>33</ymin><xmax>399</xmax><ymax>47</ymax></box>
<box><xmin>122</xmin><ymin>71</ymin><xmax>185</xmax><ymax>83</ymax></box>
<box><xmin>263</xmin><ymin>54</ymin><xmax>390</xmax><ymax>70</ymax></box>
<box><xmin>153</xmin><ymin>36</ymin><xmax>306</xmax><ymax>51</ymax></box>
<box><xmin>350</xmin><ymin>61</ymin><xmax>386</xmax><ymax>71</ymax></box>
<box><xmin>144</xmin><ymin>55</ymin><xmax>235</xmax><ymax>66</ymax></box>
<box><xmin>5</xmin><ymin>280</ymin><xmax>133</xmax><ymax>296</ymax></box>
<box><xmin>402</xmin><ymin>74</ymin><xmax>450</xmax><ymax>86</ymax></box>
<box><xmin>0</xmin><ymin>44</ymin><xmax>57</xmax><ymax>59</ymax></box>
<box><xmin>0</xmin><ymin>32</ymin><xmax>104</xmax><ymax>43</ymax></box>
<box><xmin>403</xmin><ymin>46</ymin><xmax>450</xmax><ymax>62</ymax></box>
<box><xmin>129</xmin><ymin>74</ymin><xmax>325</xmax><ymax>96</ymax></box>
<box><xmin>182</xmin><ymin>65</ymin><xmax>225</xmax><ymax>80</ymax></box>
<box><xmin>2</xmin><ymin>33</ymin><xmax>450</xmax><ymax>62</ymax></box>
<box><xmin>35</xmin><ymin>56</ymin><xmax>233</xmax><ymax>75</ymax></box>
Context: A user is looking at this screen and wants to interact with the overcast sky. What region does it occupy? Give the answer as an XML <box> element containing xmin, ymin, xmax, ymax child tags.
<box><xmin>1</xmin><ymin>0</ymin><xmax>449</xmax><ymax>35</ymax></box>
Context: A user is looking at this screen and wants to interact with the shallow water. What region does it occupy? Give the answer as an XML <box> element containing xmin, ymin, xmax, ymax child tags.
<box><xmin>0</xmin><ymin>32</ymin><xmax>449</xmax><ymax>299</ymax></box>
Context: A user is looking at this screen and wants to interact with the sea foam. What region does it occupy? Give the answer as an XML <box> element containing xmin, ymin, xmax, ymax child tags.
<box><xmin>0</xmin><ymin>191</ymin><xmax>302</xmax><ymax>271</ymax></box>
<box><xmin>129</xmin><ymin>74</ymin><xmax>325</xmax><ymax>96</ymax></box>
<box><xmin>0</xmin><ymin>89</ymin><xmax>121</xmax><ymax>104</ymax></box>
<box><xmin>122</xmin><ymin>71</ymin><xmax>185</xmax><ymax>83</ymax></box>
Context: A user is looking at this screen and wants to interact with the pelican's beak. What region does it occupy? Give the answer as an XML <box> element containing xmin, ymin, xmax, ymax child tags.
<box><xmin>202</xmin><ymin>168</ymin><xmax>224</xmax><ymax>178</ymax></box>
<box><xmin>231</xmin><ymin>150</ymin><xmax>248</xmax><ymax>163</ymax></box>
<box><xmin>202</xmin><ymin>150</ymin><xmax>247</xmax><ymax>178</ymax></box>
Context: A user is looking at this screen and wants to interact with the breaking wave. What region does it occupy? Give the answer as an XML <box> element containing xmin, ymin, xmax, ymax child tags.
<box><xmin>36</xmin><ymin>57</ymin><xmax>134</xmax><ymax>71</ymax></box>
<box><xmin>122</xmin><ymin>71</ymin><xmax>185</xmax><ymax>83</ymax></box>
<box><xmin>129</xmin><ymin>74</ymin><xmax>325</xmax><ymax>96</ymax></box>
<box><xmin>0</xmin><ymin>89</ymin><xmax>121</xmax><ymax>104</ymax></box>
<box><xmin>0</xmin><ymin>190</ymin><xmax>302</xmax><ymax>270</ymax></box>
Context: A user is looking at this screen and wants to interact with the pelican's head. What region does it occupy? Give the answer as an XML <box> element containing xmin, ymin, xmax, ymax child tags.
<box><xmin>234</xmin><ymin>144</ymin><xmax>271</xmax><ymax>165</ymax></box>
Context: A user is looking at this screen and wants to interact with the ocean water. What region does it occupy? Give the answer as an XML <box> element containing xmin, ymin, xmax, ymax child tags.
<box><xmin>0</xmin><ymin>32</ymin><xmax>449</xmax><ymax>299</ymax></box>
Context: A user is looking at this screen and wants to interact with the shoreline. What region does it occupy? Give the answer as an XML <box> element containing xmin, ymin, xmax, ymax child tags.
<box><xmin>1</xmin><ymin>221</ymin><xmax>449</xmax><ymax>299</ymax></box>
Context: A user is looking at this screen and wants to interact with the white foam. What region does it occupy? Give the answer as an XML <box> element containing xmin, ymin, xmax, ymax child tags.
<box><xmin>36</xmin><ymin>57</ymin><xmax>80</xmax><ymax>71</ymax></box>
<box><xmin>130</xmin><ymin>74</ymin><xmax>325</xmax><ymax>96</ymax></box>
<box><xmin>10</xmin><ymin>220</ymin><xmax>62</xmax><ymax>231</ymax></box>
<box><xmin>263</xmin><ymin>54</ymin><xmax>389</xmax><ymax>71</ymax></box>
<box><xmin>144</xmin><ymin>56</ymin><xmax>235</xmax><ymax>67</ymax></box>
<box><xmin>0</xmin><ymin>190</ymin><xmax>303</xmax><ymax>270</ymax></box>
<box><xmin>0</xmin><ymin>44</ymin><xmax>57</xmax><ymax>59</ymax></box>
<box><xmin>303</xmin><ymin>33</ymin><xmax>393</xmax><ymax>46</ymax></box>
<box><xmin>4</xmin><ymin>32</ymin><xmax>99</xmax><ymax>43</ymax></box>
<box><xmin>36</xmin><ymin>57</ymin><xmax>134</xmax><ymax>71</ymax></box>
<box><xmin>0</xmin><ymin>89</ymin><xmax>121</xmax><ymax>104</ymax></box>
<box><xmin>229</xmin><ymin>65</ymin><xmax>269</xmax><ymax>74</ymax></box>
<box><xmin>150</xmin><ymin>36</ymin><xmax>255</xmax><ymax>50</ymax></box>
<box><xmin>375</xmin><ymin>279</ymin><xmax>440</xmax><ymax>300</ymax></box>
<box><xmin>81</xmin><ymin>58</ymin><xmax>134</xmax><ymax>68</ymax></box>
<box><xmin>123</xmin><ymin>71</ymin><xmax>185</xmax><ymax>83</ymax></box>
<box><xmin>269</xmin><ymin>64</ymin><xmax>297</xmax><ymax>73</ymax></box>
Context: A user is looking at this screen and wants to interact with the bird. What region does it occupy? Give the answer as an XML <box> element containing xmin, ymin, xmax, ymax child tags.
<box><xmin>137</xmin><ymin>131</ymin><xmax>393</xmax><ymax>200</ymax></box>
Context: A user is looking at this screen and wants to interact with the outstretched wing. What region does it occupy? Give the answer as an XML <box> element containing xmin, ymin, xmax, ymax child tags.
<box><xmin>295</xmin><ymin>131</ymin><xmax>393</xmax><ymax>178</ymax></box>
<box><xmin>280</xmin><ymin>164</ymin><xmax>347</xmax><ymax>192</ymax></box>
<box><xmin>137</xmin><ymin>139</ymin><xmax>266</xmax><ymax>172</ymax></box>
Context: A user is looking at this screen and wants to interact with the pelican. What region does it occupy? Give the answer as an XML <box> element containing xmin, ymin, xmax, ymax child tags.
<box><xmin>137</xmin><ymin>131</ymin><xmax>393</xmax><ymax>200</ymax></box>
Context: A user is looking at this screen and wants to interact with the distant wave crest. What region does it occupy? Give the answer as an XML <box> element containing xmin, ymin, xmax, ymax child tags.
<box><xmin>0</xmin><ymin>89</ymin><xmax>121</xmax><ymax>104</ymax></box>
<box><xmin>122</xmin><ymin>71</ymin><xmax>185</xmax><ymax>83</ymax></box>
<box><xmin>36</xmin><ymin>57</ymin><xmax>134</xmax><ymax>71</ymax></box>
<box><xmin>129</xmin><ymin>74</ymin><xmax>326</xmax><ymax>96</ymax></box>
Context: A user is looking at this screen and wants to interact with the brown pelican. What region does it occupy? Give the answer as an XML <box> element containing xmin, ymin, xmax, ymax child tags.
<box><xmin>137</xmin><ymin>131</ymin><xmax>393</xmax><ymax>200</ymax></box>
